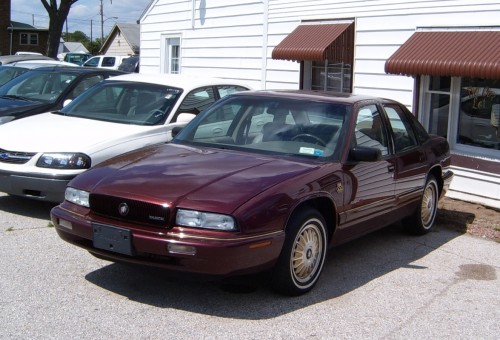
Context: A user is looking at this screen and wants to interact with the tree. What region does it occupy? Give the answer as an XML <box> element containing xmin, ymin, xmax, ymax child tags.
<box><xmin>41</xmin><ymin>0</ymin><xmax>79</xmax><ymax>58</ymax></box>
<box><xmin>62</xmin><ymin>30</ymin><xmax>89</xmax><ymax>43</ymax></box>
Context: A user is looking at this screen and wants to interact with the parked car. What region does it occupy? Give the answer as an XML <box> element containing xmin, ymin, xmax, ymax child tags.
<box><xmin>0</xmin><ymin>66</ymin><xmax>123</xmax><ymax>124</ymax></box>
<box><xmin>0</xmin><ymin>54</ymin><xmax>54</xmax><ymax>65</ymax></box>
<box><xmin>63</xmin><ymin>52</ymin><xmax>93</xmax><ymax>66</ymax></box>
<box><xmin>0</xmin><ymin>59</ymin><xmax>77</xmax><ymax>86</ymax></box>
<box><xmin>83</xmin><ymin>55</ymin><xmax>129</xmax><ymax>70</ymax></box>
<box><xmin>15</xmin><ymin>51</ymin><xmax>43</xmax><ymax>56</ymax></box>
<box><xmin>0</xmin><ymin>73</ymin><xmax>250</xmax><ymax>202</ymax></box>
<box><xmin>50</xmin><ymin>90</ymin><xmax>453</xmax><ymax>296</ymax></box>
<box><xmin>117</xmin><ymin>55</ymin><xmax>139</xmax><ymax>73</ymax></box>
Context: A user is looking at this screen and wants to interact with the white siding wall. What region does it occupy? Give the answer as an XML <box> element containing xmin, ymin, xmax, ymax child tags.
<box><xmin>140</xmin><ymin>0</ymin><xmax>265</xmax><ymax>89</ymax></box>
<box><xmin>141</xmin><ymin>0</ymin><xmax>500</xmax><ymax>106</ymax></box>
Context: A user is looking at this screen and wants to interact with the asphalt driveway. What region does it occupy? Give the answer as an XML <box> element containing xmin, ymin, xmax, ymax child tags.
<box><xmin>0</xmin><ymin>192</ymin><xmax>498</xmax><ymax>339</ymax></box>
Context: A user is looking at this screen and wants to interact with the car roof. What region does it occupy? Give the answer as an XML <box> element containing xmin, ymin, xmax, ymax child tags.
<box><xmin>0</xmin><ymin>55</ymin><xmax>54</xmax><ymax>65</ymax></box>
<box><xmin>25</xmin><ymin>66</ymin><xmax>124</xmax><ymax>74</ymax></box>
<box><xmin>229</xmin><ymin>89</ymin><xmax>391</xmax><ymax>104</ymax></box>
<box><xmin>106</xmin><ymin>73</ymin><xmax>251</xmax><ymax>89</ymax></box>
<box><xmin>4</xmin><ymin>60</ymin><xmax>78</xmax><ymax>68</ymax></box>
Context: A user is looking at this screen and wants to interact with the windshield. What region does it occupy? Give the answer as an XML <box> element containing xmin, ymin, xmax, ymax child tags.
<box><xmin>60</xmin><ymin>81</ymin><xmax>183</xmax><ymax>126</ymax></box>
<box><xmin>0</xmin><ymin>70</ymin><xmax>78</xmax><ymax>103</ymax></box>
<box><xmin>173</xmin><ymin>95</ymin><xmax>350</xmax><ymax>159</ymax></box>
<box><xmin>0</xmin><ymin>66</ymin><xmax>30</xmax><ymax>86</ymax></box>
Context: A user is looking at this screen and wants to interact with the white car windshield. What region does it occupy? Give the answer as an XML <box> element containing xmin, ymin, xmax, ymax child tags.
<box><xmin>173</xmin><ymin>95</ymin><xmax>350</xmax><ymax>159</ymax></box>
<box><xmin>60</xmin><ymin>81</ymin><xmax>183</xmax><ymax>126</ymax></box>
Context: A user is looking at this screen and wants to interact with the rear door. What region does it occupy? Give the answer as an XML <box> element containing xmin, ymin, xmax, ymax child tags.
<box><xmin>382</xmin><ymin>103</ymin><xmax>427</xmax><ymax>206</ymax></box>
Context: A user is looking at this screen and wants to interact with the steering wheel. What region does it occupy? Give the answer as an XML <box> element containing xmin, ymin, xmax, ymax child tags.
<box><xmin>292</xmin><ymin>133</ymin><xmax>327</xmax><ymax>147</ymax></box>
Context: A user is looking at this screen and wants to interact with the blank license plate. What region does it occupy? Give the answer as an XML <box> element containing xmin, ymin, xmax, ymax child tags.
<box><xmin>93</xmin><ymin>223</ymin><xmax>133</xmax><ymax>256</ymax></box>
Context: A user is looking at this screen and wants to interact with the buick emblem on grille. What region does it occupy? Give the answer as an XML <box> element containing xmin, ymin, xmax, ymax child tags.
<box><xmin>0</xmin><ymin>152</ymin><xmax>9</xmax><ymax>159</ymax></box>
<box><xmin>118</xmin><ymin>203</ymin><xmax>129</xmax><ymax>216</ymax></box>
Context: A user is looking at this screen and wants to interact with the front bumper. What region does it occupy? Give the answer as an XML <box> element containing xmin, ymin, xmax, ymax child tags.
<box><xmin>51</xmin><ymin>205</ymin><xmax>286</xmax><ymax>277</ymax></box>
<box><xmin>0</xmin><ymin>171</ymin><xmax>73</xmax><ymax>202</ymax></box>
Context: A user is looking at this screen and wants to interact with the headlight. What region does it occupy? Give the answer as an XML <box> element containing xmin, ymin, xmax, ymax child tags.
<box><xmin>176</xmin><ymin>209</ymin><xmax>236</xmax><ymax>231</ymax></box>
<box><xmin>65</xmin><ymin>187</ymin><xmax>90</xmax><ymax>207</ymax></box>
<box><xmin>36</xmin><ymin>153</ymin><xmax>91</xmax><ymax>169</ymax></box>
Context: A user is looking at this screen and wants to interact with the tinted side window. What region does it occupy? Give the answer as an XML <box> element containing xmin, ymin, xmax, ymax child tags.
<box><xmin>354</xmin><ymin>105</ymin><xmax>389</xmax><ymax>156</ymax></box>
<box><xmin>383</xmin><ymin>104</ymin><xmax>418</xmax><ymax>152</ymax></box>
<box><xmin>179</xmin><ymin>87</ymin><xmax>216</xmax><ymax>114</ymax></box>
<box><xmin>68</xmin><ymin>75</ymin><xmax>104</xmax><ymax>99</ymax></box>
<box><xmin>102</xmin><ymin>57</ymin><xmax>116</xmax><ymax>67</ymax></box>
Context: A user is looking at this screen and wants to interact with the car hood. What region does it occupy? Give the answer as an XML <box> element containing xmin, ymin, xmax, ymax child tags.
<box><xmin>78</xmin><ymin>143</ymin><xmax>319</xmax><ymax>214</ymax></box>
<box><xmin>0</xmin><ymin>112</ymin><xmax>162</xmax><ymax>153</ymax></box>
<box><xmin>0</xmin><ymin>97</ymin><xmax>44</xmax><ymax>115</ymax></box>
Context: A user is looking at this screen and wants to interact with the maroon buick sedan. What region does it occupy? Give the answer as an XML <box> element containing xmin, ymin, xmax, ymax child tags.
<box><xmin>51</xmin><ymin>90</ymin><xmax>453</xmax><ymax>295</ymax></box>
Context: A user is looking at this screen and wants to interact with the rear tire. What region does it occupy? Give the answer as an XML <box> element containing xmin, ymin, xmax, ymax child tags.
<box><xmin>271</xmin><ymin>208</ymin><xmax>327</xmax><ymax>296</ymax></box>
<box><xmin>404</xmin><ymin>174</ymin><xmax>439</xmax><ymax>235</ymax></box>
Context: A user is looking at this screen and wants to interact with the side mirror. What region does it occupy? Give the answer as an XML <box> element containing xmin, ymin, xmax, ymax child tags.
<box><xmin>63</xmin><ymin>99</ymin><xmax>72</xmax><ymax>107</ymax></box>
<box><xmin>177</xmin><ymin>112</ymin><xmax>196</xmax><ymax>124</ymax></box>
<box><xmin>171</xmin><ymin>126</ymin><xmax>183</xmax><ymax>138</ymax></box>
<box><xmin>349</xmin><ymin>146</ymin><xmax>382</xmax><ymax>162</ymax></box>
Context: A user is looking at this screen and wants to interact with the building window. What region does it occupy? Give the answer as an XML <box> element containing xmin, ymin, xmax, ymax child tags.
<box><xmin>162</xmin><ymin>36</ymin><xmax>180</xmax><ymax>74</ymax></box>
<box><xmin>20</xmin><ymin>33</ymin><xmax>38</xmax><ymax>45</ymax></box>
<box><xmin>422</xmin><ymin>76</ymin><xmax>500</xmax><ymax>158</ymax></box>
<box><xmin>308</xmin><ymin>61</ymin><xmax>352</xmax><ymax>93</ymax></box>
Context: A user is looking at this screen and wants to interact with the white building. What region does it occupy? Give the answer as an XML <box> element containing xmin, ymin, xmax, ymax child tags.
<box><xmin>139</xmin><ymin>0</ymin><xmax>500</xmax><ymax>209</ymax></box>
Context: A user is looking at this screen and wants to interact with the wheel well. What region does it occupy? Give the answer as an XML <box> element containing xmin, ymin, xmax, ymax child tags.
<box><xmin>292</xmin><ymin>197</ymin><xmax>337</xmax><ymax>242</ymax></box>
<box><xmin>429</xmin><ymin>166</ymin><xmax>444</xmax><ymax>196</ymax></box>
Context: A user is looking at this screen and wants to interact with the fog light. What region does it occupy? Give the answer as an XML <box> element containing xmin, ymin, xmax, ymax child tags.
<box><xmin>167</xmin><ymin>244</ymin><xmax>196</xmax><ymax>255</ymax></box>
<box><xmin>58</xmin><ymin>219</ymin><xmax>73</xmax><ymax>230</ymax></box>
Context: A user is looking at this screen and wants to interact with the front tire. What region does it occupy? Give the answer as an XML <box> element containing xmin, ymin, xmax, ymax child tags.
<box><xmin>404</xmin><ymin>174</ymin><xmax>439</xmax><ymax>235</ymax></box>
<box><xmin>271</xmin><ymin>208</ymin><xmax>328</xmax><ymax>296</ymax></box>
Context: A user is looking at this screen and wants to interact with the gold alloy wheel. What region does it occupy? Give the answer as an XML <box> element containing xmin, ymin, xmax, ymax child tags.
<box><xmin>421</xmin><ymin>179</ymin><xmax>437</xmax><ymax>228</ymax></box>
<box><xmin>291</xmin><ymin>221</ymin><xmax>323</xmax><ymax>283</ymax></box>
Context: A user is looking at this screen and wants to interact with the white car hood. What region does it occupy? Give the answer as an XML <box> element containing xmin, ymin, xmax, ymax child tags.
<box><xmin>0</xmin><ymin>112</ymin><xmax>166</xmax><ymax>153</ymax></box>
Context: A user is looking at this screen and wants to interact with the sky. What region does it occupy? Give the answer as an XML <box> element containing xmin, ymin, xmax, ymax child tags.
<box><xmin>10</xmin><ymin>0</ymin><xmax>147</xmax><ymax>41</ymax></box>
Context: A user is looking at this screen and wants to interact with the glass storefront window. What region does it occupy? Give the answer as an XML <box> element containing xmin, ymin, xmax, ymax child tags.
<box><xmin>428</xmin><ymin>93</ymin><xmax>450</xmax><ymax>137</ymax></box>
<box><xmin>429</xmin><ymin>76</ymin><xmax>451</xmax><ymax>92</ymax></box>
<box><xmin>458</xmin><ymin>78</ymin><xmax>500</xmax><ymax>150</ymax></box>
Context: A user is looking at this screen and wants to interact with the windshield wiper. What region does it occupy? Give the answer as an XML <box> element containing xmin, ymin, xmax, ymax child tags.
<box><xmin>1</xmin><ymin>95</ymin><xmax>32</xmax><ymax>102</ymax></box>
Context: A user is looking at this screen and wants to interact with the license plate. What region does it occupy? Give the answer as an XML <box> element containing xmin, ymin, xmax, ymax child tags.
<box><xmin>92</xmin><ymin>223</ymin><xmax>133</xmax><ymax>256</ymax></box>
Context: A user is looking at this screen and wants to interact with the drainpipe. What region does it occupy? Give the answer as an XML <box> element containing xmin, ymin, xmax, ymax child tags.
<box><xmin>8</xmin><ymin>22</ymin><xmax>13</xmax><ymax>55</ymax></box>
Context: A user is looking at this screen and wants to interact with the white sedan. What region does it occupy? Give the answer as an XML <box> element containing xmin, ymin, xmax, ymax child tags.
<box><xmin>0</xmin><ymin>73</ymin><xmax>249</xmax><ymax>202</ymax></box>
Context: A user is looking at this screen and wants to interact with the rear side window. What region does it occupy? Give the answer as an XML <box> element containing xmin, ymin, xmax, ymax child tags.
<box><xmin>383</xmin><ymin>104</ymin><xmax>418</xmax><ymax>152</ymax></box>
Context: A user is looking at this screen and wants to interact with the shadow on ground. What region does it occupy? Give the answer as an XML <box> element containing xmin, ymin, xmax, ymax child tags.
<box><xmin>84</xmin><ymin>223</ymin><xmax>463</xmax><ymax>320</ymax></box>
<box><xmin>0</xmin><ymin>194</ymin><xmax>57</xmax><ymax>219</ymax></box>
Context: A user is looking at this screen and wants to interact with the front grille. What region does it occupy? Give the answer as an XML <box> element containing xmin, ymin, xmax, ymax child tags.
<box><xmin>0</xmin><ymin>148</ymin><xmax>37</xmax><ymax>164</ymax></box>
<box><xmin>89</xmin><ymin>193</ymin><xmax>170</xmax><ymax>228</ymax></box>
